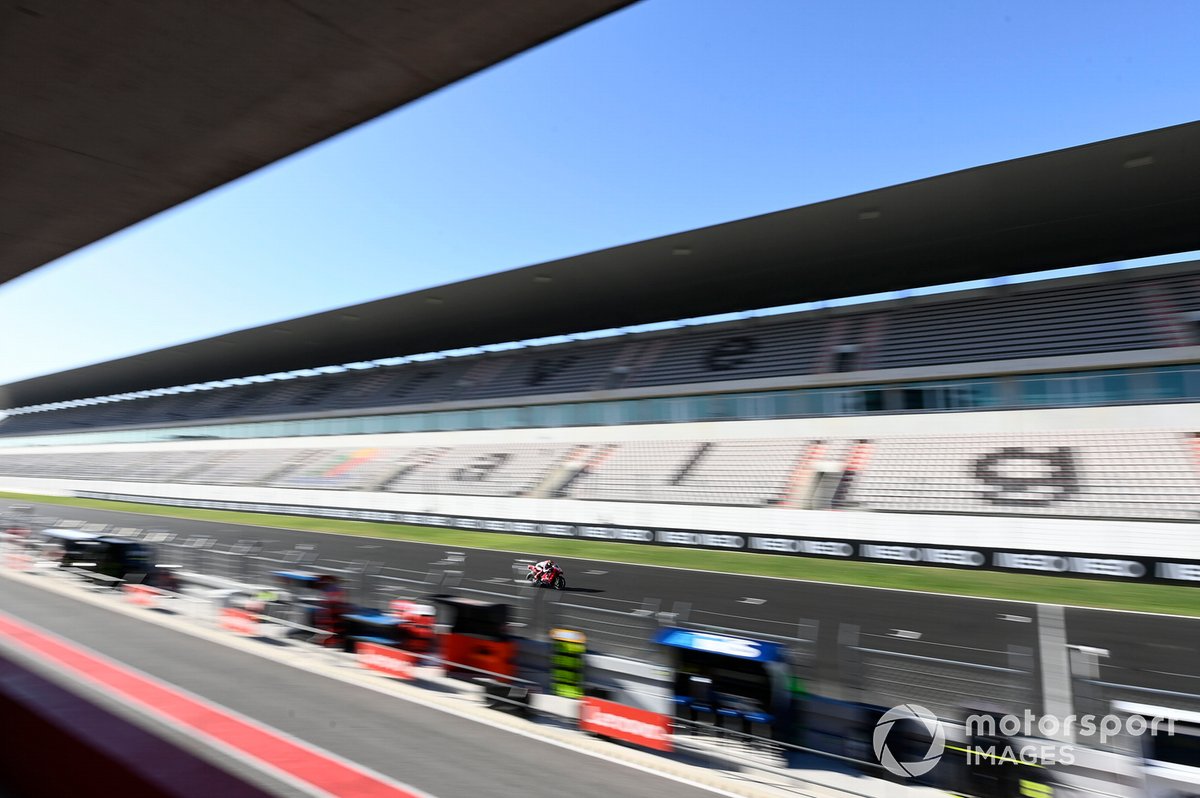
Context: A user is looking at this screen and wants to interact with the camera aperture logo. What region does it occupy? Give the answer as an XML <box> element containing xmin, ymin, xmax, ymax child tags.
<box><xmin>873</xmin><ymin>705</ymin><xmax>1178</xmax><ymax>778</ymax></box>
<box><xmin>873</xmin><ymin>703</ymin><xmax>946</xmax><ymax>778</ymax></box>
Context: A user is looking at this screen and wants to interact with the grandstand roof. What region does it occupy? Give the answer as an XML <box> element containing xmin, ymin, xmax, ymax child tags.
<box><xmin>4</xmin><ymin>120</ymin><xmax>1200</xmax><ymax>409</ymax></box>
<box><xmin>0</xmin><ymin>0</ymin><xmax>632</xmax><ymax>289</ymax></box>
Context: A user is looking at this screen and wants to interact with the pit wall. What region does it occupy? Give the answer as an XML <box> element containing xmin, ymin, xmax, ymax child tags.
<box><xmin>0</xmin><ymin>648</ymin><xmax>273</xmax><ymax>798</ymax></box>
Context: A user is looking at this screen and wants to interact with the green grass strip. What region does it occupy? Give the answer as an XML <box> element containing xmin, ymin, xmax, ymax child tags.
<box><xmin>2</xmin><ymin>489</ymin><xmax>1197</xmax><ymax>616</ymax></box>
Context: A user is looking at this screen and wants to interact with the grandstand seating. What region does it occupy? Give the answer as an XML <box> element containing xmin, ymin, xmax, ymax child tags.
<box><xmin>3</xmin><ymin>429</ymin><xmax>1197</xmax><ymax>521</ymax></box>
<box><xmin>2</xmin><ymin>266</ymin><xmax>1198</xmax><ymax>437</ymax></box>
<box><xmin>565</xmin><ymin>440</ymin><xmax>808</xmax><ymax>505</ymax></box>
<box><xmin>268</xmin><ymin>447</ymin><xmax>410</xmax><ymax>491</ymax></box>
<box><xmin>622</xmin><ymin>320</ymin><xmax>825</xmax><ymax>387</ymax></box>
<box><xmin>847</xmin><ymin>430</ymin><xmax>1200</xmax><ymax>520</ymax></box>
<box><xmin>182</xmin><ymin>448</ymin><xmax>322</xmax><ymax>486</ymax></box>
<box><xmin>384</xmin><ymin>443</ymin><xmax>573</xmax><ymax>497</ymax></box>
<box><xmin>872</xmin><ymin>280</ymin><xmax>1176</xmax><ymax>369</ymax></box>
<box><xmin>462</xmin><ymin>342</ymin><xmax>625</xmax><ymax>399</ymax></box>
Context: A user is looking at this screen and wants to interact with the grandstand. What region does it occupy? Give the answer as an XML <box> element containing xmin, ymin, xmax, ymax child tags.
<box><xmin>2</xmin><ymin>420</ymin><xmax>1198</xmax><ymax>520</ymax></box>
<box><xmin>2</xmin><ymin>261</ymin><xmax>1198</xmax><ymax>438</ymax></box>
<box><xmin>3</xmin><ymin>122</ymin><xmax>1200</xmax><ymax>578</ymax></box>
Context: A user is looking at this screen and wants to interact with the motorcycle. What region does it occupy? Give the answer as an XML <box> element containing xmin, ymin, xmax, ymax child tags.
<box><xmin>526</xmin><ymin>562</ymin><xmax>566</xmax><ymax>590</ymax></box>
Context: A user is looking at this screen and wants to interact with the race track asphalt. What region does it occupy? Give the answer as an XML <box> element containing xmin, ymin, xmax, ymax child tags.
<box><xmin>12</xmin><ymin>501</ymin><xmax>1200</xmax><ymax>706</ymax></box>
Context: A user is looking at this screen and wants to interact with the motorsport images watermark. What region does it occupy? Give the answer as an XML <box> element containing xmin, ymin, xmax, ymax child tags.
<box><xmin>873</xmin><ymin>704</ymin><xmax>946</xmax><ymax>778</ymax></box>
<box><xmin>873</xmin><ymin>704</ymin><xmax>1178</xmax><ymax>777</ymax></box>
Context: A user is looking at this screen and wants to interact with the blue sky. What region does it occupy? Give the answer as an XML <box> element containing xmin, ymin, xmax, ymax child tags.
<box><xmin>2</xmin><ymin>0</ymin><xmax>1199</xmax><ymax>390</ymax></box>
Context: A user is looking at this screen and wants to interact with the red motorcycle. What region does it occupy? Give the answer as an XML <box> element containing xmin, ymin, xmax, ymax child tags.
<box><xmin>526</xmin><ymin>562</ymin><xmax>566</xmax><ymax>590</ymax></box>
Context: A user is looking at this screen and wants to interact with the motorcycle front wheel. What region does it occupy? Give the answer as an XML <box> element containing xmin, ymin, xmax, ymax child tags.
<box><xmin>553</xmin><ymin>575</ymin><xmax>566</xmax><ymax>590</ymax></box>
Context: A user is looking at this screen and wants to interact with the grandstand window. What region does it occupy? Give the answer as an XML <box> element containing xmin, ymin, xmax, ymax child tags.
<box><xmin>583</xmin><ymin>402</ymin><xmax>610</xmax><ymax>425</ymax></box>
<box><xmin>732</xmin><ymin>393</ymin><xmax>756</xmax><ymax>418</ymax></box>
<box><xmin>6</xmin><ymin>364</ymin><xmax>1200</xmax><ymax>448</ymax></box>
<box><xmin>630</xmin><ymin>398</ymin><xmax>663</xmax><ymax>423</ymax></box>
<box><xmin>1056</xmin><ymin>375</ymin><xmax>1094</xmax><ymax>406</ymax></box>
<box><xmin>1188</xmin><ymin>364</ymin><xmax>1200</xmax><ymax>396</ymax></box>
<box><xmin>899</xmin><ymin>387</ymin><xmax>927</xmax><ymax>410</ymax></box>
<box><xmin>1100</xmin><ymin>373</ymin><xmax>1130</xmax><ymax>402</ymax></box>
<box><xmin>862</xmin><ymin>389</ymin><xmax>885</xmax><ymax>413</ymax></box>
<box><xmin>527</xmin><ymin>405</ymin><xmax>551</xmax><ymax>427</ymax></box>
<box><xmin>1017</xmin><ymin>376</ymin><xmax>1053</xmax><ymax>406</ymax></box>
<box><xmin>892</xmin><ymin>380</ymin><xmax>998</xmax><ymax>411</ymax></box>
<box><xmin>806</xmin><ymin>388</ymin><xmax>832</xmax><ymax>414</ymax></box>
<box><xmin>560</xmin><ymin>402</ymin><xmax>591</xmax><ymax>426</ymax></box>
<box><xmin>1149</xmin><ymin>366</ymin><xmax>1189</xmax><ymax>400</ymax></box>
<box><xmin>617</xmin><ymin>400</ymin><xmax>646</xmax><ymax>424</ymax></box>
<box><xmin>534</xmin><ymin>404</ymin><xmax>571</xmax><ymax>427</ymax></box>
<box><xmin>819</xmin><ymin>388</ymin><xmax>862</xmax><ymax>415</ymax></box>
<box><xmin>666</xmin><ymin>396</ymin><xmax>693</xmax><ymax>422</ymax></box>
<box><xmin>571</xmin><ymin>402</ymin><xmax>591</xmax><ymax>424</ymax></box>
<box><xmin>482</xmin><ymin>408</ymin><xmax>516</xmax><ymax>429</ymax></box>
<box><xmin>1013</xmin><ymin>367</ymin><xmax>1193</xmax><ymax>407</ymax></box>
<box><xmin>1070</xmin><ymin>374</ymin><xmax>1106</xmax><ymax>405</ymax></box>
<box><xmin>427</xmin><ymin>410</ymin><xmax>453</xmax><ymax>429</ymax></box>
<box><xmin>591</xmin><ymin>402</ymin><xmax>618</xmax><ymax>425</ymax></box>
<box><xmin>387</xmin><ymin>414</ymin><xmax>421</xmax><ymax>433</ymax></box>
<box><xmin>733</xmin><ymin>393</ymin><xmax>761</xmax><ymax>419</ymax></box>
<box><xmin>956</xmin><ymin>381</ymin><xmax>999</xmax><ymax>408</ymax></box>
<box><xmin>621</xmin><ymin>399</ymin><xmax>652</xmax><ymax>424</ymax></box>
<box><xmin>1048</xmin><ymin>377</ymin><xmax>1078</xmax><ymax>405</ymax></box>
<box><xmin>701</xmin><ymin>395</ymin><xmax>738</xmax><ymax>420</ymax></box>
<box><xmin>776</xmin><ymin>390</ymin><xmax>810</xmax><ymax>417</ymax></box>
<box><xmin>362</xmin><ymin>416</ymin><xmax>389</xmax><ymax>434</ymax></box>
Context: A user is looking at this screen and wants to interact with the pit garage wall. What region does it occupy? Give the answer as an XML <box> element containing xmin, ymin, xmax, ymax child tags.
<box><xmin>2</xmin><ymin>404</ymin><xmax>1199</xmax><ymax>584</ymax></box>
<box><xmin>0</xmin><ymin>647</ymin><xmax>274</xmax><ymax>798</ymax></box>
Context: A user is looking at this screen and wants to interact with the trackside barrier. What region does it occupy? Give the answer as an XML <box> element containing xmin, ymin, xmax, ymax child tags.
<box><xmin>122</xmin><ymin>583</ymin><xmax>165</xmax><ymax>608</ymax></box>
<box><xmin>580</xmin><ymin>696</ymin><xmax>673</xmax><ymax>752</ymax></box>
<box><xmin>1</xmin><ymin>541</ymin><xmax>34</xmax><ymax>571</ymax></box>
<box><xmin>1</xmin><ymin>531</ymin><xmax>30</xmax><ymax>566</ymax></box>
<box><xmin>2</xmin><ymin>552</ymin><xmax>33</xmax><ymax>571</ymax></box>
<box><xmin>350</xmin><ymin>642</ymin><xmax>541</xmax><ymax>716</ymax></box>
<box><xmin>218</xmin><ymin>608</ymin><xmax>260</xmax><ymax>636</ymax></box>
<box><xmin>356</xmin><ymin>642</ymin><xmax>415</xmax><ymax>680</ymax></box>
